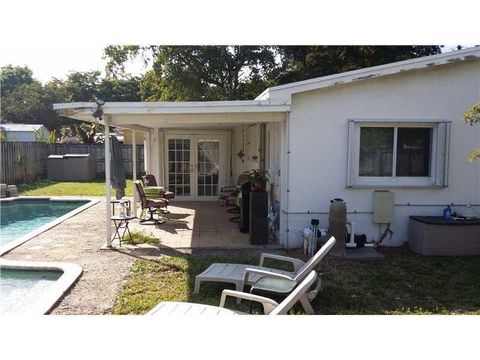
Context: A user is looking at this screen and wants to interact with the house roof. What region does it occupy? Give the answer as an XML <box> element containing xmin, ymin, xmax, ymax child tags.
<box><xmin>256</xmin><ymin>46</ymin><xmax>480</xmax><ymax>102</ymax></box>
<box><xmin>0</xmin><ymin>124</ymin><xmax>46</xmax><ymax>132</ymax></box>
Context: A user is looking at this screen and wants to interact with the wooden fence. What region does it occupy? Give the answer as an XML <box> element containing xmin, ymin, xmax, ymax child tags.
<box><xmin>0</xmin><ymin>142</ymin><xmax>145</xmax><ymax>185</ymax></box>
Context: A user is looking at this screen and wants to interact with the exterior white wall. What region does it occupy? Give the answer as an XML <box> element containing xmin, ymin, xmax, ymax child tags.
<box><xmin>123</xmin><ymin>130</ymin><xmax>145</xmax><ymax>145</ymax></box>
<box><xmin>231</xmin><ymin>124</ymin><xmax>261</xmax><ymax>183</ymax></box>
<box><xmin>284</xmin><ymin>60</ymin><xmax>480</xmax><ymax>248</ymax></box>
<box><xmin>265</xmin><ymin>122</ymin><xmax>282</xmax><ymax>203</ymax></box>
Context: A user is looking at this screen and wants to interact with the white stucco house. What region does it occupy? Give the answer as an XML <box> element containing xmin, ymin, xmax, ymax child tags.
<box><xmin>0</xmin><ymin>124</ymin><xmax>50</xmax><ymax>142</ymax></box>
<box><xmin>54</xmin><ymin>47</ymin><xmax>480</xmax><ymax>248</ymax></box>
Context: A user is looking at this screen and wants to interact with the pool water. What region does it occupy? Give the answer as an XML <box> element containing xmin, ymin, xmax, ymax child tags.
<box><xmin>0</xmin><ymin>269</ymin><xmax>62</xmax><ymax>314</ymax></box>
<box><xmin>0</xmin><ymin>200</ymin><xmax>88</xmax><ymax>247</ymax></box>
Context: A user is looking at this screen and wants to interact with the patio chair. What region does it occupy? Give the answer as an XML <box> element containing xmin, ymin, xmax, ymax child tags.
<box><xmin>141</xmin><ymin>173</ymin><xmax>175</xmax><ymax>201</ymax></box>
<box><xmin>134</xmin><ymin>180</ymin><xmax>169</xmax><ymax>225</ymax></box>
<box><xmin>219</xmin><ymin>172</ymin><xmax>249</xmax><ymax>207</ymax></box>
<box><xmin>142</xmin><ymin>173</ymin><xmax>158</xmax><ymax>187</ymax></box>
<box><xmin>147</xmin><ymin>270</ymin><xmax>319</xmax><ymax>316</ymax></box>
<box><xmin>194</xmin><ymin>236</ymin><xmax>336</xmax><ymax>303</ymax></box>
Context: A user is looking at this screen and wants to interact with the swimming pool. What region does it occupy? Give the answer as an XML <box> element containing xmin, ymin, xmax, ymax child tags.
<box><xmin>0</xmin><ymin>197</ymin><xmax>95</xmax><ymax>314</ymax></box>
<box><xmin>0</xmin><ymin>199</ymin><xmax>88</xmax><ymax>246</ymax></box>
<box><xmin>0</xmin><ymin>269</ymin><xmax>61</xmax><ymax>314</ymax></box>
<box><xmin>0</xmin><ymin>260</ymin><xmax>83</xmax><ymax>314</ymax></box>
<box><xmin>0</xmin><ymin>197</ymin><xmax>97</xmax><ymax>255</ymax></box>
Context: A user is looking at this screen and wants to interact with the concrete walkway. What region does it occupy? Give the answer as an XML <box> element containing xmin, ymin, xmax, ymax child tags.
<box><xmin>3</xmin><ymin>198</ymin><xmax>282</xmax><ymax>314</ymax></box>
<box><xmin>3</xmin><ymin>200</ymin><xmax>134</xmax><ymax>314</ymax></box>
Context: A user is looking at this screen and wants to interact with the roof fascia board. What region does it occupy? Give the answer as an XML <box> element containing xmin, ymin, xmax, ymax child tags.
<box><xmin>54</xmin><ymin>102</ymin><xmax>290</xmax><ymax>117</ymax></box>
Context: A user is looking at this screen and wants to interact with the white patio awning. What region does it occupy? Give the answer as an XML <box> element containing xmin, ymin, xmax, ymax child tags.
<box><xmin>53</xmin><ymin>99</ymin><xmax>291</xmax><ymax>248</ymax></box>
<box><xmin>54</xmin><ymin>100</ymin><xmax>290</xmax><ymax>129</ymax></box>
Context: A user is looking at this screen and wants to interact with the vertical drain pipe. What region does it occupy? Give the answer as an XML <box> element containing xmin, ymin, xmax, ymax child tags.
<box><xmin>285</xmin><ymin>111</ymin><xmax>291</xmax><ymax>248</ymax></box>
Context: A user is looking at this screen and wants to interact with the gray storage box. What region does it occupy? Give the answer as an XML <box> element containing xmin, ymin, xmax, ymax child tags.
<box><xmin>47</xmin><ymin>155</ymin><xmax>65</xmax><ymax>181</ymax></box>
<box><xmin>47</xmin><ymin>154</ymin><xmax>96</xmax><ymax>181</ymax></box>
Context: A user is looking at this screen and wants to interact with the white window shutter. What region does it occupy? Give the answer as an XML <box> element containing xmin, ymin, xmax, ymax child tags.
<box><xmin>434</xmin><ymin>121</ymin><xmax>451</xmax><ymax>187</ymax></box>
<box><xmin>346</xmin><ymin>120</ymin><xmax>355</xmax><ymax>187</ymax></box>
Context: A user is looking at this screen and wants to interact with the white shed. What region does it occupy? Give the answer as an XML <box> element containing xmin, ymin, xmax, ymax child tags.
<box><xmin>0</xmin><ymin>124</ymin><xmax>50</xmax><ymax>142</ymax></box>
<box><xmin>54</xmin><ymin>47</ymin><xmax>480</xmax><ymax>249</ymax></box>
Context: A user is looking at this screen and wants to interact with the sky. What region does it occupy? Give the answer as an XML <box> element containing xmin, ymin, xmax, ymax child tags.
<box><xmin>1</xmin><ymin>1</ymin><xmax>476</xmax><ymax>84</ymax></box>
<box><xmin>1</xmin><ymin>43</ymin><xmax>147</xmax><ymax>83</ymax></box>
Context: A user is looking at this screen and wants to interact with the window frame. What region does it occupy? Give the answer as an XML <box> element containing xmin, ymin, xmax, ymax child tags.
<box><xmin>346</xmin><ymin>119</ymin><xmax>451</xmax><ymax>188</ymax></box>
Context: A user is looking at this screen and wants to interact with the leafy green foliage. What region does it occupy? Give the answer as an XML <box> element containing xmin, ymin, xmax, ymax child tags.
<box><xmin>105</xmin><ymin>45</ymin><xmax>278</xmax><ymax>101</ymax></box>
<box><xmin>464</xmin><ymin>102</ymin><xmax>480</xmax><ymax>160</ymax></box>
<box><xmin>273</xmin><ymin>46</ymin><xmax>442</xmax><ymax>84</ymax></box>
<box><xmin>103</xmin><ymin>45</ymin><xmax>442</xmax><ymax>102</ymax></box>
<box><xmin>1</xmin><ymin>65</ymin><xmax>141</xmax><ymax>134</ymax></box>
<box><xmin>15</xmin><ymin>154</ymin><xmax>35</xmax><ymax>183</ymax></box>
<box><xmin>248</xmin><ymin>168</ymin><xmax>271</xmax><ymax>181</ymax></box>
<box><xmin>34</xmin><ymin>128</ymin><xmax>57</xmax><ymax>144</ymax></box>
<box><xmin>0</xmin><ymin>65</ymin><xmax>35</xmax><ymax>94</ymax></box>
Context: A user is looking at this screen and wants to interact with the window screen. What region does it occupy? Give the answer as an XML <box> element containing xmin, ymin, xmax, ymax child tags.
<box><xmin>359</xmin><ymin>127</ymin><xmax>394</xmax><ymax>176</ymax></box>
<box><xmin>396</xmin><ymin>128</ymin><xmax>431</xmax><ymax>176</ymax></box>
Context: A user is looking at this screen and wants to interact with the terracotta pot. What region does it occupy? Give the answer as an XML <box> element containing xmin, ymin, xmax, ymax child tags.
<box><xmin>250</xmin><ymin>180</ymin><xmax>266</xmax><ymax>192</ymax></box>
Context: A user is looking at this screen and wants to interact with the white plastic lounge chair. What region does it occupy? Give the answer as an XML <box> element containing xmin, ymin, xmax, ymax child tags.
<box><xmin>147</xmin><ymin>270</ymin><xmax>319</xmax><ymax>316</ymax></box>
<box><xmin>194</xmin><ymin>236</ymin><xmax>336</xmax><ymax>296</ymax></box>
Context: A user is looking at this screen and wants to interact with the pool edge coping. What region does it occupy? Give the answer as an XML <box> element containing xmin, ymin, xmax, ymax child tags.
<box><xmin>0</xmin><ymin>258</ymin><xmax>83</xmax><ymax>315</ymax></box>
<box><xmin>0</xmin><ymin>197</ymin><xmax>100</xmax><ymax>256</ymax></box>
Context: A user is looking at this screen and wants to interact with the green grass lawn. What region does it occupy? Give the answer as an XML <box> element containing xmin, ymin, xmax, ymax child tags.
<box><xmin>111</xmin><ymin>247</ymin><xmax>480</xmax><ymax>315</ymax></box>
<box><xmin>18</xmin><ymin>178</ymin><xmax>135</xmax><ymax>197</ymax></box>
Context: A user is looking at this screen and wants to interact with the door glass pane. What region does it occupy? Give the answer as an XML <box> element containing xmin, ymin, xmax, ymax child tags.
<box><xmin>359</xmin><ymin>127</ymin><xmax>394</xmax><ymax>176</ymax></box>
<box><xmin>167</xmin><ymin>139</ymin><xmax>191</xmax><ymax>196</ymax></box>
<box><xmin>396</xmin><ymin>128</ymin><xmax>431</xmax><ymax>176</ymax></box>
<box><xmin>197</xmin><ymin>140</ymin><xmax>220</xmax><ymax>197</ymax></box>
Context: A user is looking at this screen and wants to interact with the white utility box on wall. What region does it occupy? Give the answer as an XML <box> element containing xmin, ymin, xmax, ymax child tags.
<box><xmin>372</xmin><ymin>190</ymin><xmax>394</xmax><ymax>224</ymax></box>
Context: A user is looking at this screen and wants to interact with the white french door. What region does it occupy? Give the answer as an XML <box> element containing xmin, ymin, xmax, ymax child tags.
<box><xmin>165</xmin><ymin>134</ymin><xmax>227</xmax><ymax>200</ymax></box>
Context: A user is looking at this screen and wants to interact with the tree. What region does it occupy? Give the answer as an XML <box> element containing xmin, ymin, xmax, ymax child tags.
<box><xmin>0</xmin><ymin>65</ymin><xmax>55</xmax><ymax>128</ymax></box>
<box><xmin>104</xmin><ymin>45</ymin><xmax>443</xmax><ymax>101</ymax></box>
<box><xmin>104</xmin><ymin>45</ymin><xmax>278</xmax><ymax>101</ymax></box>
<box><xmin>98</xmin><ymin>76</ymin><xmax>141</xmax><ymax>102</ymax></box>
<box><xmin>464</xmin><ymin>102</ymin><xmax>480</xmax><ymax>161</ymax></box>
<box><xmin>0</xmin><ymin>65</ymin><xmax>35</xmax><ymax>94</ymax></box>
<box><xmin>272</xmin><ymin>46</ymin><xmax>442</xmax><ymax>85</ymax></box>
<box><xmin>1</xmin><ymin>65</ymin><xmax>142</xmax><ymax>135</ymax></box>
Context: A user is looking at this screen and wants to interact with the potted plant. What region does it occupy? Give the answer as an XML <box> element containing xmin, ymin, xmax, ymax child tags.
<box><xmin>248</xmin><ymin>169</ymin><xmax>270</xmax><ymax>192</ymax></box>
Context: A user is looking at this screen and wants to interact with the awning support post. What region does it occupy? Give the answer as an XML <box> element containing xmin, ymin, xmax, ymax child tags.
<box><xmin>144</xmin><ymin>130</ymin><xmax>150</xmax><ymax>173</ymax></box>
<box><xmin>104</xmin><ymin>116</ymin><xmax>112</xmax><ymax>247</ymax></box>
<box><xmin>132</xmin><ymin>130</ymin><xmax>137</xmax><ymax>217</ymax></box>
